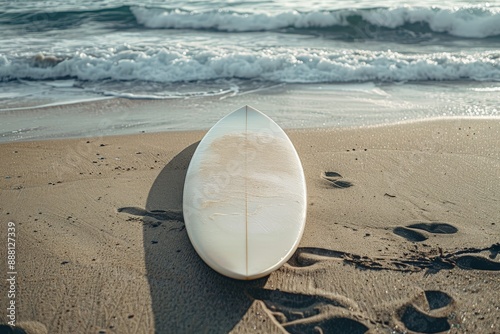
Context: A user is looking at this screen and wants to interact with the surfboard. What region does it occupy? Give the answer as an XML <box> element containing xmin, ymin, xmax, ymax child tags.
<box><xmin>183</xmin><ymin>106</ymin><xmax>307</xmax><ymax>280</ymax></box>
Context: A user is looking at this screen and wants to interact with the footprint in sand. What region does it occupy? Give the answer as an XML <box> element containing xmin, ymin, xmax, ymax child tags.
<box><xmin>454</xmin><ymin>254</ymin><xmax>500</xmax><ymax>270</ymax></box>
<box><xmin>246</xmin><ymin>288</ymin><xmax>369</xmax><ymax>334</ymax></box>
<box><xmin>392</xmin><ymin>221</ymin><xmax>500</xmax><ymax>271</ymax></box>
<box><xmin>321</xmin><ymin>171</ymin><xmax>353</xmax><ymax>189</ymax></box>
<box><xmin>393</xmin><ymin>221</ymin><xmax>458</xmax><ymax>242</ymax></box>
<box><xmin>397</xmin><ymin>290</ymin><xmax>456</xmax><ymax>334</ymax></box>
<box><xmin>393</xmin><ymin>226</ymin><xmax>429</xmax><ymax>242</ymax></box>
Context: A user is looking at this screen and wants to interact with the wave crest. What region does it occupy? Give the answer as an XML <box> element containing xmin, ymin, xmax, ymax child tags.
<box><xmin>1</xmin><ymin>47</ymin><xmax>499</xmax><ymax>83</ymax></box>
<box><xmin>131</xmin><ymin>6</ymin><xmax>500</xmax><ymax>38</ymax></box>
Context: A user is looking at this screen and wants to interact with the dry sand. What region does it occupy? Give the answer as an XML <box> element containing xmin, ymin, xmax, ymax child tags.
<box><xmin>0</xmin><ymin>118</ymin><xmax>499</xmax><ymax>333</ymax></box>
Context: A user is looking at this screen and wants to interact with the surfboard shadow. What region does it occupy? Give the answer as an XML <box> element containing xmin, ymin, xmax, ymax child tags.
<box><xmin>143</xmin><ymin>141</ymin><xmax>267</xmax><ymax>333</ymax></box>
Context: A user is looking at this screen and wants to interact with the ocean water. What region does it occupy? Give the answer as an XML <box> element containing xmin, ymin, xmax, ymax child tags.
<box><xmin>0</xmin><ymin>0</ymin><xmax>499</xmax><ymax>141</ymax></box>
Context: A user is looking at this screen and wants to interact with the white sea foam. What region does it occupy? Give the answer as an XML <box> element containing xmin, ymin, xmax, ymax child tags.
<box><xmin>131</xmin><ymin>6</ymin><xmax>500</xmax><ymax>38</ymax></box>
<box><xmin>1</xmin><ymin>48</ymin><xmax>499</xmax><ymax>84</ymax></box>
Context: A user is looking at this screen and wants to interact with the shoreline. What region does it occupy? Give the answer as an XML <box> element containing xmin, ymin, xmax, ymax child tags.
<box><xmin>1</xmin><ymin>118</ymin><xmax>499</xmax><ymax>333</ymax></box>
<box><xmin>2</xmin><ymin>81</ymin><xmax>499</xmax><ymax>143</ymax></box>
<box><xmin>3</xmin><ymin>113</ymin><xmax>500</xmax><ymax>145</ymax></box>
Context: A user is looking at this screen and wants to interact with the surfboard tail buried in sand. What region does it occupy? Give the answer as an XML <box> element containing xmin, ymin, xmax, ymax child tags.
<box><xmin>183</xmin><ymin>106</ymin><xmax>307</xmax><ymax>280</ymax></box>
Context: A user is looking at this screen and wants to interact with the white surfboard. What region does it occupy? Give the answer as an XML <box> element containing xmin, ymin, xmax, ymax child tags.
<box><xmin>183</xmin><ymin>106</ymin><xmax>307</xmax><ymax>280</ymax></box>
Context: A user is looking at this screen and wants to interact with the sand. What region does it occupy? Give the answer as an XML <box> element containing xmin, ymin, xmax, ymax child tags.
<box><xmin>0</xmin><ymin>118</ymin><xmax>499</xmax><ymax>334</ymax></box>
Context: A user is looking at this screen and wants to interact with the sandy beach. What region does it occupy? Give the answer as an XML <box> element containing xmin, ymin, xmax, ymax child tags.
<box><xmin>0</xmin><ymin>116</ymin><xmax>499</xmax><ymax>333</ymax></box>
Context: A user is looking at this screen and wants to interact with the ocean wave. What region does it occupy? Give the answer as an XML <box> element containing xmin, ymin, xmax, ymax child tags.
<box><xmin>1</xmin><ymin>47</ymin><xmax>499</xmax><ymax>83</ymax></box>
<box><xmin>131</xmin><ymin>6</ymin><xmax>500</xmax><ymax>38</ymax></box>
<box><xmin>1</xmin><ymin>5</ymin><xmax>499</xmax><ymax>39</ymax></box>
